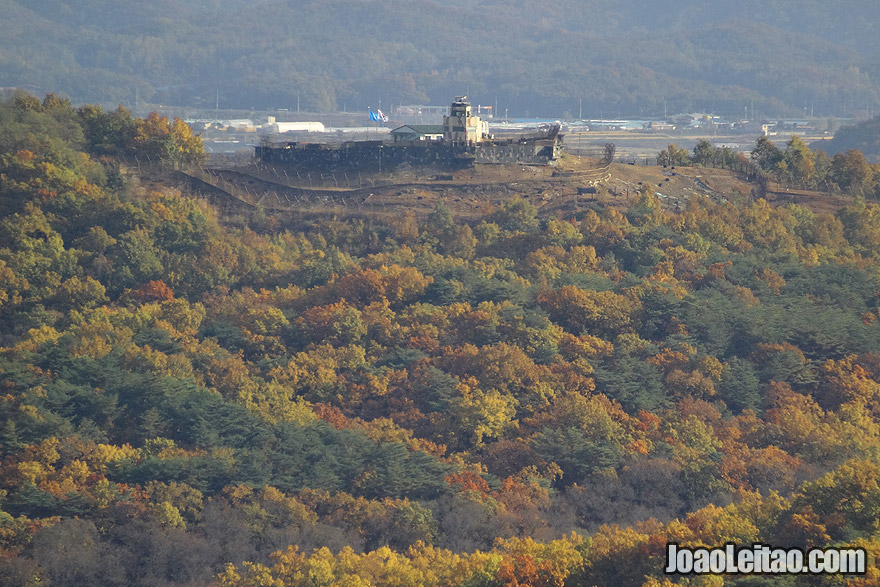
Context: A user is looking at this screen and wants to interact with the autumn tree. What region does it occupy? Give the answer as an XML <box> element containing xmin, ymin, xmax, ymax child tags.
<box><xmin>656</xmin><ymin>144</ymin><xmax>691</xmax><ymax>167</ymax></box>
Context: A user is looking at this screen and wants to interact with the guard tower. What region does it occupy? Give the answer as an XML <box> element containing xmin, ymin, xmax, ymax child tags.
<box><xmin>443</xmin><ymin>96</ymin><xmax>489</xmax><ymax>144</ymax></box>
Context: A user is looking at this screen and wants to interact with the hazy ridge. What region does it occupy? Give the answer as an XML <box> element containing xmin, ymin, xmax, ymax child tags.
<box><xmin>2</xmin><ymin>0</ymin><xmax>878</xmax><ymax>116</ymax></box>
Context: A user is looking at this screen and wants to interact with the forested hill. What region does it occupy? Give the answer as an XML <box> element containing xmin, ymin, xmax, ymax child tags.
<box><xmin>7</xmin><ymin>92</ymin><xmax>880</xmax><ymax>585</ymax></box>
<box><xmin>2</xmin><ymin>0</ymin><xmax>879</xmax><ymax>117</ymax></box>
<box><xmin>814</xmin><ymin>115</ymin><xmax>880</xmax><ymax>161</ymax></box>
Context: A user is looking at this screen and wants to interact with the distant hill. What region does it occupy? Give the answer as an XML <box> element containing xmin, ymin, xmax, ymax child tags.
<box><xmin>2</xmin><ymin>0</ymin><xmax>879</xmax><ymax>116</ymax></box>
<box><xmin>813</xmin><ymin>116</ymin><xmax>880</xmax><ymax>161</ymax></box>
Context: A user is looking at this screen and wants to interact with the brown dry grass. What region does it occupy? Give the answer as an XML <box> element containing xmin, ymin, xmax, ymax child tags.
<box><xmin>190</xmin><ymin>156</ymin><xmax>858</xmax><ymax>219</ymax></box>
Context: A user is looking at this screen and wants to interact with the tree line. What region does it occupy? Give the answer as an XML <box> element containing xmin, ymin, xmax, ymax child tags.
<box><xmin>658</xmin><ymin>135</ymin><xmax>880</xmax><ymax>196</ymax></box>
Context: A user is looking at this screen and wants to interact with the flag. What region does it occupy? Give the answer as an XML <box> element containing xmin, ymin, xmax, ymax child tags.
<box><xmin>369</xmin><ymin>108</ymin><xmax>388</xmax><ymax>123</ymax></box>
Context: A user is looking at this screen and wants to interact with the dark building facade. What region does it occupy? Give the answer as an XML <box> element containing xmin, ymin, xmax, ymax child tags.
<box><xmin>255</xmin><ymin>97</ymin><xmax>562</xmax><ymax>172</ymax></box>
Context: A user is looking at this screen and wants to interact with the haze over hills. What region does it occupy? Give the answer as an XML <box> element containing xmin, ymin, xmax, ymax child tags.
<box><xmin>2</xmin><ymin>0</ymin><xmax>879</xmax><ymax>117</ymax></box>
<box><xmin>813</xmin><ymin>115</ymin><xmax>880</xmax><ymax>161</ymax></box>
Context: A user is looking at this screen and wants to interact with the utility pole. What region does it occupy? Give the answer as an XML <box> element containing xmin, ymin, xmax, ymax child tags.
<box><xmin>297</xmin><ymin>93</ymin><xmax>300</xmax><ymax>113</ymax></box>
<box><xmin>579</xmin><ymin>97</ymin><xmax>582</xmax><ymax>120</ymax></box>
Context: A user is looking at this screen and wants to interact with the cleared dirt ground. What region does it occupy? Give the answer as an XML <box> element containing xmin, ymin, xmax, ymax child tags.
<box><xmin>164</xmin><ymin>151</ymin><xmax>854</xmax><ymax>219</ymax></box>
